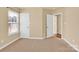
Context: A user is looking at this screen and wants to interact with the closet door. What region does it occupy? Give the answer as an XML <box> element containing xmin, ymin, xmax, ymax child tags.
<box><xmin>47</xmin><ymin>14</ymin><xmax>53</xmax><ymax>37</ymax></box>
<box><xmin>47</xmin><ymin>14</ymin><xmax>57</xmax><ymax>38</ymax></box>
<box><xmin>20</xmin><ymin>13</ymin><xmax>30</xmax><ymax>38</ymax></box>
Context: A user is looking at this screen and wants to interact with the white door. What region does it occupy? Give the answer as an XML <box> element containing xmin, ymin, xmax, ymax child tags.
<box><xmin>20</xmin><ymin>13</ymin><xmax>30</xmax><ymax>38</ymax></box>
<box><xmin>53</xmin><ymin>15</ymin><xmax>57</xmax><ymax>35</ymax></box>
<box><xmin>47</xmin><ymin>14</ymin><xmax>53</xmax><ymax>37</ymax></box>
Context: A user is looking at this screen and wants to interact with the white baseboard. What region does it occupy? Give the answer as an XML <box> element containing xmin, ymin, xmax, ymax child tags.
<box><xmin>63</xmin><ymin>38</ymin><xmax>79</xmax><ymax>52</ymax></box>
<box><xmin>0</xmin><ymin>37</ymin><xmax>20</xmax><ymax>50</ymax></box>
<box><xmin>29</xmin><ymin>37</ymin><xmax>45</xmax><ymax>39</ymax></box>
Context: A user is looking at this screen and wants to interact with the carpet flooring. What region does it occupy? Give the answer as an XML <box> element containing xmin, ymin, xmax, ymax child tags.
<box><xmin>0</xmin><ymin>37</ymin><xmax>77</xmax><ymax>52</ymax></box>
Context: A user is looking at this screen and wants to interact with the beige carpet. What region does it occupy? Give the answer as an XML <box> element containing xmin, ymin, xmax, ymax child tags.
<box><xmin>0</xmin><ymin>37</ymin><xmax>77</xmax><ymax>52</ymax></box>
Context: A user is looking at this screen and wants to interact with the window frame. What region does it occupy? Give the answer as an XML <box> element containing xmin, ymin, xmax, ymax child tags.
<box><xmin>8</xmin><ymin>10</ymin><xmax>19</xmax><ymax>36</ymax></box>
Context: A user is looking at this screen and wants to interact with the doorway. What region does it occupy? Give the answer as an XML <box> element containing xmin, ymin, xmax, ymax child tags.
<box><xmin>47</xmin><ymin>14</ymin><xmax>57</xmax><ymax>38</ymax></box>
<box><xmin>20</xmin><ymin>13</ymin><xmax>30</xmax><ymax>38</ymax></box>
<box><xmin>54</xmin><ymin>13</ymin><xmax>63</xmax><ymax>38</ymax></box>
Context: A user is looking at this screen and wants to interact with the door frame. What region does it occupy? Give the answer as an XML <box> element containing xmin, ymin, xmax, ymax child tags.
<box><xmin>53</xmin><ymin>13</ymin><xmax>64</xmax><ymax>39</ymax></box>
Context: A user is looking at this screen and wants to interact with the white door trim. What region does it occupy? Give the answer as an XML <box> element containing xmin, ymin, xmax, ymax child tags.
<box><xmin>53</xmin><ymin>13</ymin><xmax>64</xmax><ymax>39</ymax></box>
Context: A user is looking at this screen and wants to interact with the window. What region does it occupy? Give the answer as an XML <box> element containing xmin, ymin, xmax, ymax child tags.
<box><xmin>8</xmin><ymin>10</ymin><xmax>19</xmax><ymax>35</ymax></box>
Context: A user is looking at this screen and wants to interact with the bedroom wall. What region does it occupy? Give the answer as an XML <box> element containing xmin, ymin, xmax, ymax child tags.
<box><xmin>63</xmin><ymin>7</ymin><xmax>79</xmax><ymax>50</ymax></box>
<box><xmin>0</xmin><ymin>7</ymin><xmax>20</xmax><ymax>49</ymax></box>
<box><xmin>53</xmin><ymin>7</ymin><xmax>79</xmax><ymax>51</ymax></box>
<box><xmin>21</xmin><ymin>7</ymin><xmax>43</xmax><ymax>38</ymax></box>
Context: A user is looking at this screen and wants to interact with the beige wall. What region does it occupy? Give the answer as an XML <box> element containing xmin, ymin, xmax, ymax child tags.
<box><xmin>42</xmin><ymin>7</ymin><xmax>79</xmax><ymax>50</ymax></box>
<box><xmin>20</xmin><ymin>8</ymin><xmax>54</xmax><ymax>38</ymax></box>
<box><xmin>53</xmin><ymin>7</ymin><xmax>79</xmax><ymax>50</ymax></box>
<box><xmin>63</xmin><ymin>7</ymin><xmax>79</xmax><ymax>50</ymax></box>
<box><xmin>21</xmin><ymin>8</ymin><xmax>43</xmax><ymax>38</ymax></box>
<box><xmin>21</xmin><ymin>8</ymin><xmax>54</xmax><ymax>38</ymax></box>
<box><xmin>17</xmin><ymin>7</ymin><xmax>65</xmax><ymax>39</ymax></box>
<box><xmin>0</xmin><ymin>7</ymin><xmax>20</xmax><ymax>48</ymax></box>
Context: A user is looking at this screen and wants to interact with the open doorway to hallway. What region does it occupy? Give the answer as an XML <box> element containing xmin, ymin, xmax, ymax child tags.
<box><xmin>46</xmin><ymin>13</ymin><xmax>63</xmax><ymax>39</ymax></box>
<box><xmin>55</xmin><ymin>13</ymin><xmax>64</xmax><ymax>39</ymax></box>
